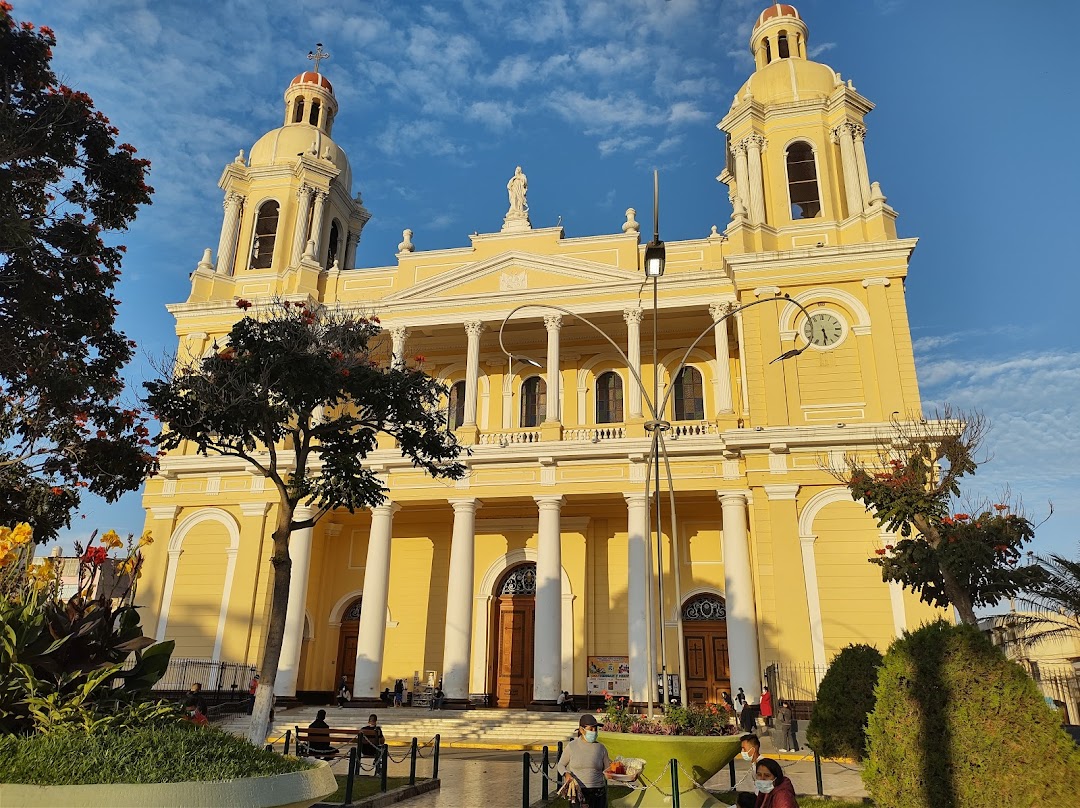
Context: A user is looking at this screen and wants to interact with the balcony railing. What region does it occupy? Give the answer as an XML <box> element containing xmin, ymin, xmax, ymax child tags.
<box><xmin>563</xmin><ymin>426</ymin><xmax>626</xmax><ymax>442</ymax></box>
<box><xmin>477</xmin><ymin>429</ymin><xmax>542</xmax><ymax>446</ymax></box>
<box><xmin>670</xmin><ymin>421</ymin><xmax>719</xmax><ymax>439</ymax></box>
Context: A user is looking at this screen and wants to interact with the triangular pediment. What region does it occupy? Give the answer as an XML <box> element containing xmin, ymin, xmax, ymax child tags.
<box><xmin>383</xmin><ymin>251</ymin><xmax>643</xmax><ymax>302</ymax></box>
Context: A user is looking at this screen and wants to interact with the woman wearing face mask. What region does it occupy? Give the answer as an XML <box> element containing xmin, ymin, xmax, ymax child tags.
<box><xmin>556</xmin><ymin>714</ymin><xmax>611</xmax><ymax>807</ymax></box>
<box><xmin>753</xmin><ymin>758</ymin><xmax>799</xmax><ymax>807</ymax></box>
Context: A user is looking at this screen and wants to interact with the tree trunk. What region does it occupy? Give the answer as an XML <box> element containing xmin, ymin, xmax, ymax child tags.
<box><xmin>940</xmin><ymin>567</ymin><xmax>977</xmax><ymax>626</ymax></box>
<box><xmin>246</xmin><ymin>506</ymin><xmax>294</xmax><ymax>745</ymax></box>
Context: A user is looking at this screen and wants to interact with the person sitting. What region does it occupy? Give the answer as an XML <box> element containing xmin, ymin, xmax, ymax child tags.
<box><xmin>183</xmin><ymin>682</ymin><xmax>208</xmax><ymax>718</ymax></box>
<box><xmin>431</xmin><ymin>687</ymin><xmax>445</xmax><ymax>710</ymax></box>
<box><xmin>380</xmin><ymin>687</ymin><xmax>393</xmax><ymax>706</ymax></box>
<box><xmin>359</xmin><ymin>713</ymin><xmax>386</xmax><ymax>774</ymax></box>
<box><xmin>557</xmin><ymin>690</ymin><xmax>577</xmax><ymax>712</ymax></box>
<box><xmin>753</xmin><ymin>757</ymin><xmax>799</xmax><ymax>807</ymax></box>
<box><xmin>305</xmin><ymin>709</ymin><xmax>337</xmax><ymax>759</ymax></box>
<box><xmin>337</xmin><ymin>676</ymin><xmax>351</xmax><ymax>708</ymax></box>
<box><xmin>190</xmin><ymin>705</ymin><xmax>209</xmax><ymax>727</ymax></box>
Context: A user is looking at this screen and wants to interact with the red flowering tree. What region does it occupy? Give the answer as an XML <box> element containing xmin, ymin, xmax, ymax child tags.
<box><xmin>0</xmin><ymin>4</ymin><xmax>156</xmax><ymax>540</ymax></box>
<box><xmin>845</xmin><ymin>409</ymin><xmax>1044</xmax><ymax>625</ymax></box>
<box><xmin>144</xmin><ymin>300</ymin><xmax>466</xmax><ymax>744</ymax></box>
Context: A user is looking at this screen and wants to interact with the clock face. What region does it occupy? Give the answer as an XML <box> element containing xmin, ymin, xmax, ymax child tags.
<box><xmin>802</xmin><ymin>312</ymin><xmax>843</xmax><ymax>347</ymax></box>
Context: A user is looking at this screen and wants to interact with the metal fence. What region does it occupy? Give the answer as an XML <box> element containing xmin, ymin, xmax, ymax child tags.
<box><xmin>764</xmin><ymin>662</ymin><xmax>828</xmax><ymax>719</ymax></box>
<box><xmin>1031</xmin><ymin>668</ymin><xmax>1080</xmax><ymax>725</ymax></box>
<box><xmin>149</xmin><ymin>657</ymin><xmax>256</xmax><ymax>696</ymax></box>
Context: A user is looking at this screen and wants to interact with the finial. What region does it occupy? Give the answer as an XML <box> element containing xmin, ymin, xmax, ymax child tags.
<box><xmin>235</xmin><ymin>149</ymin><xmax>245</xmax><ymax>164</ymax></box>
<box><xmin>622</xmin><ymin>208</ymin><xmax>640</xmax><ymax>234</ymax></box>
<box><xmin>308</xmin><ymin>43</ymin><xmax>330</xmax><ymax>74</ymax></box>
<box><xmin>198</xmin><ymin>248</ymin><xmax>214</xmax><ymax>273</ymax></box>
<box><xmin>710</xmin><ymin>225</ymin><xmax>719</xmax><ymax>237</ymax></box>
<box><xmin>398</xmin><ymin>229</ymin><xmax>415</xmax><ymax>253</ymax></box>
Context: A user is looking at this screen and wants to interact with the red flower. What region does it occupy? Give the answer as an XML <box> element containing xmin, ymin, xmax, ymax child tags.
<box><xmin>993</xmin><ymin>504</ymin><xmax>1008</xmax><ymax>511</ymax></box>
<box><xmin>874</xmin><ymin>548</ymin><xmax>887</xmax><ymax>555</ymax></box>
<box><xmin>236</xmin><ymin>299</ymin><xmax>252</xmax><ymax>310</ymax></box>
<box><xmin>372</xmin><ymin>315</ymin><xmax>381</xmax><ymax>323</ymax></box>
<box><xmin>414</xmin><ymin>354</ymin><xmax>426</xmax><ymax>363</ymax></box>
<box><xmin>51</xmin><ymin>487</ymin><xmax>63</xmax><ymax>496</ymax></box>
<box><xmin>954</xmin><ymin>513</ymin><xmax>970</xmax><ymax>521</ymax></box>
<box><xmin>340</xmin><ymin>369</ymin><xmax>350</xmax><ymax>377</ymax></box>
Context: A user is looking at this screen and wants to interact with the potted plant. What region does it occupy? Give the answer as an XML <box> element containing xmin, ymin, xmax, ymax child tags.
<box><xmin>596</xmin><ymin>694</ymin><xmax>741</xmax><ymax>808</ymax></box>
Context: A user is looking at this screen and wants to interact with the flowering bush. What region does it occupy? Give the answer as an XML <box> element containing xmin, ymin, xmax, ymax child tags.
<box><xmin>0</xmin><ymin>524</ymin><xmax>177</xmax><ymax>734</ymax></box>
<box><xmin>597</xmin><ymin>694</ymin><xmax>737</xmax><ymax>736</ymax></box>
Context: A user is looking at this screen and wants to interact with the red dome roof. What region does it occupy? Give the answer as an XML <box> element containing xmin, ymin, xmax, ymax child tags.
<box><xmin>290</xmin><ymin>71</ymin><xmax>333</xmax><ymax>93</ymax></box>
<box><xmin>754</xmin><ymin>3</ymin><xmax>801</xmax><ymax>29</ymax></box>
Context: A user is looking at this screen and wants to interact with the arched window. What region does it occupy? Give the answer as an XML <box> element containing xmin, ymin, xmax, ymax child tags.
<box><xmin>342</xmin><ymin>597</ymin><xmax>363</xmax><ymax>622</ymax></box>
<box><xmin>309</xmin><ymin>100</ymin><xmax>321</xmax><ymax>127</ymax></box>
<box><xmin>596</xmin><ymin>371</ymin><xmax>623</xmax><ymax>424</ymax></box>
<box><xmin>674</xmin><ymin>367</ymin><xmax>705</xmax><ymax>421</ymax></box>
<box><xmin>250</xmin><ymin>201</ymin><xmax>279</xmax><ymax>269</ymax></box>
<box><xmin>520</xmin><ymin>376</ymin><xmax>546</xmax><ymax>428</ymax></box>
<box><xmin>326</xmin><ymin>220</ymin><xmax>341</xmax><ymax>269</ymax></box>
<box><xmin>763</xmin><ymin>38</ymin><xmax>772</xmax><ymax>64</ymax></box>
<box><xmin>682</xmin><ymin>594</ymin><xmax>727</xmax><ymax>622</ymax></box>
<box><xmin>787</xmin><ymin>142</ymin><xmax>821</xmax><ymax>219</ymax></box>
<box><xmin>777</xmin><ymin>32</ymin><xmax>790</xmax><ymax>59</ymax></box>
<box><xmin>448</xmin><ymin>381</ymin><xmax>466</xmax><ymax>430</ymax></box>
<box><xmin>499</xmin><ymin>563</ymin><xmax>536</xmax><ymax>596</ymax></box>
<box><xmin>293</xmin><ymin>98</ymin><xmax>305</xmax><ymax>123</ymax></box>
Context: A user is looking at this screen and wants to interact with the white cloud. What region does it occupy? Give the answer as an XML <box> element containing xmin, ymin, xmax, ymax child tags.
<box><xmin>467</xmin><ymin>100</ymin><xmax>516</xmax><ymax>131</ymax></box>
<box><xmin>668</xmin><ymin>101</ymin><xmax>708</xmax><ymax>126</ymax></box>
<box><xmin>550</xmin><ymin>91</ymin><xmax>655</xmax><ymax>136</ymax></box>
<box><xmin>809</xmin><ymin>42</ymin><xmax>838</xmax><ymax>58</ymax></box>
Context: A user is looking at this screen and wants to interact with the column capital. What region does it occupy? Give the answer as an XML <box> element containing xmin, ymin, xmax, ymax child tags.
<box><xmin>223</xmin><ymin>190</ymin><xmax>244</xmax><ymax>208</ymax></box>
<box><xmin>832</xmin><ymin>122</ymin><xmax>858</xmax><ymax>143</ymax></box>
<box><xmin>753</xmin><ymin>286</ymin><xmax>781</xmax><ymax>298</ymax></box>
<box><xmin>543</xmin><ymin>314</ymin><xmax>563</xmax><ymax>333</ymax></box>
<box><xmin>623</xmin><ymin>492</ymin><xmax>649</xmax><ymax>507</ymax></box>
<box><xmin>717</xmin><ymin>490</ymin><xmax>750</xmax><ymax>506</ymax></box>
<box><xmin>371</xmin><ymin>501</ymin><xmax>401</xmax><ymax>516</ymax></box>
<box><xmin>389</xmin><ymin>325</ymin><xmax>410</xmax><ymax>341</ymax></box>
<box><xmin>850</xmin><ymin>123</ymin><xmax>867</xmax><ymax>141</ymax></box>
<box><xmin>464</xmin><ymin>320</ymin><xmax>486</xmax><ymax>338</ymax></box>
<box><xmin>730</xmin><ymin>139</ymin><xmax>748</xmax><ymax>156</ymax></box>
<box><xmin>622</xmin><ymin>308</ymin><xmax>644</xmax><ymax>326</ymax></box>
<box><xmin>709</xmin><ymin>301</ymin><xmax>737</xmax><ymax>320</ymax></box>
<box><xmin>448</xmin><ymin>497</ymin><xmax>482</xmax><ymax>513</ymax></box>
<box><xmin>239</xmin><ymin>502</ymin><xmax>270</xmax><ymax>518</ymax></box>
<box><xmin>296</xmin><ymin>183</ymin><xmax>312</xmax><ymax>198</ymax></box>
<box><xmin>313</xmin><ymin>188</ymin><xmax>329</xmax><ymax>202</ymax></box>
<box><xmin>533</xmin><ymin>494</ymin><xmax>565</xmax><ymax>509</ymax></box>
<box><xmin>742</xmin><ymin>132</ymin><xmax>767</xmax><ymax>152</ymax></box>
<box><xmin>861</xmin><ymin>277</ymin><xmax>891</xmax><ymax>288</ymax></box>
<box><xmin>763</xmin><ymin>483</ymin><xmax>800</xmax><ymax>501</ymax></box>
<box><xmin>149</xmin><ymin>505</ymin><xmax>180</xmax><ymax>521</ymax></box>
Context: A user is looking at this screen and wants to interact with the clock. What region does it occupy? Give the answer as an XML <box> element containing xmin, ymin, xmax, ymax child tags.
<box><xmin>802</xmin><ymin>312</ymin><xmax>843</xmax><ymax>347</ymax></box>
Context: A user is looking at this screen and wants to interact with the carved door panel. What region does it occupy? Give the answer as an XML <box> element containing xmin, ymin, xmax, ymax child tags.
<box><xmin>495</xmin><ymin>596</ymin><xmax>534</xmax><ymax>708</ymax></box>
<box><xmin>682</xmin><ymin>623</ymin><xmax>731</xmax><ymax>705</ymax></box>
<box><xmin>685</xmin><ymin>634</ymin><xmax>711</xmax><ymax>705</ymax></box>
<box><xmin>711</xmin><ymin>633</ymin><xmax>731</xmax><ymax>703</ymax></box>
<box><xmin>337</xmin><ymin>628</ymin><xmax>359</xmax><ymax>692</ymax></box>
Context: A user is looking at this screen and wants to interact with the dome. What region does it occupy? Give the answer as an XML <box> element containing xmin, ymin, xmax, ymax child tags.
<box><xmin>290</xmin><ymin>71</ymin><xmax>333</xmax><ymax>93</ymax></box>
<box><xmin>735</xmin><ymin>57</ymin><xmax>839</xmax><ymax>106</ymax></box>
<box><xmin>248</xmin><ymin>125</ymin><xmax>352</xmax><ymax>189</ymax></box>
<box><xmin>754</xmin><ymin>3</ymin><xmax>801</xmax><ymax>30</ymax></box>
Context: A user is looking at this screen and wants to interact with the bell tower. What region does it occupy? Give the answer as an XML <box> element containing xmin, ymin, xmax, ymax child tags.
<box><xmin>189</xmin><ymin>52</ymin><xmax>371</xmax><ymax>303</ymax></box>
<box><xmin>719</xmin><ymin>4</ymin><xmax>897</xmax><ymax>253</ymax></box>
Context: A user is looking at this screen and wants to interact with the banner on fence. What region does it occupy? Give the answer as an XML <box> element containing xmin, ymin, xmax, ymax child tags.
<box><xmin>587</xmin><ymin>655</ymin><xmax>630</xmax><ymax>696</ymax></box>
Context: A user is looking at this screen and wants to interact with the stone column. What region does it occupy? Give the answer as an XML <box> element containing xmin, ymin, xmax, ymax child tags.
<box><xmin>543</xmin><ymin>315</ymin><xmax>562</xmax><ymax>423</ymax></box>
<box><xmin>344</xmin><ymin>231</ymin><xmax>360</xmax><ymax>269</ymax></box>
<box><xmin>708</xmin><ymin>303</ymin><xmax>735</xmax><ymax>414</ymax></box>
<box><xmin>718</xmin><ymin>492</ymin><xmax>761</xmax><ymax>699</ymax></box>
<box><xmin>532</xmin><ymin>495</ymin><xmax>564</xmax><ymax>703</ymax></box>
<box><xmin>745</xmin><ymin>134</ymin><xmax>767</xmax><ymax>225</ymax></box>
<box><xmin>216</xmin><ymin>191</ymin><xmax>244</xmax><ymax>275</ymax></box>
<box><xmin>732</xmin><ymin>141</ymin><xmax>751</xmax><ymax>222</ymax></box>
<box><xmin>353</xmin><ymin>501</ymin><xmax>400</xmax><ymax>700</ymax></box>
<box><xmin>442</xmin><ymin>498</ymin><xmax>481</xmax><ymax>701</ymax></box>
<box><xmin>834</xmin><ymin>123</ymin><xmax>865</xmax><ymax>216</ymax></box>
<box><xmin>309</xmin><ymin>190</ymin><xmax>329</xmax><ymax>260</ymax></box>
<box><xmin>463</xmin><ymin>321</ymin><xmax>485</xmax><ymax>427</ymax></box>
<box><xmin>290</xmin><ymin>185</ymin><xmax>314</xmax><ymax>266</ymax></box>
<box><xmin>276</xmin><ymin>505</ymin><xmax>316</xmax><ymax>697</ymax></box>
<box><xmin>851</xmin><ymin>125</ymin><xmax>872</xmax><ymax>209</ymax></box>
<box><xmin>623</xmin><ymin>308</ymin><xmax>644</xmax><ymax>419</ymax></box>
<box><xmin>625</xmin><ymin>493</ymin><xmax>650</xmax><ymax>702</ymax></box>
<box><xmin>389</xmin><ymin>326</ymin><xmax>409</xmax><ymax>369</ymax></box>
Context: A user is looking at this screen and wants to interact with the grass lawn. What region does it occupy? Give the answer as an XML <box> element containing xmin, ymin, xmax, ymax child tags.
<box><xmin>324</xmin><ymin>774</ymin><xmax>416</xmax><ymax>803</ymax></box>
<box><xmin>545</xmin><ymin>788</ymin><xmax>871</xmax><ymax>807</ymax></box>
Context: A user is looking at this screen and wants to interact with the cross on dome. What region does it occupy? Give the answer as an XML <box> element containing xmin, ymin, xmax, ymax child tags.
<box><xmin>307</xmin><ymin>43</ymin><xmax>330</xmax><ymax>74</ymax></box>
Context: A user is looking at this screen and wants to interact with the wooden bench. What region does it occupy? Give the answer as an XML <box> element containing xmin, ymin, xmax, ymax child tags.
<box><xmin>293</xmin><ymin>726</ymin><xmax>360</xmax><ymax>760</ymax></box>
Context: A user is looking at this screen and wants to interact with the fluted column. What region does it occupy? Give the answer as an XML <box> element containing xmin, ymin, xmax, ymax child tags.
<box><xmin>442</xmin><ymin>498</ymin><xmax>481</xmax><ymax>701</ymax></box>
<box><xmin>718</xmin><ymin>492</ymin><xmax>761</xmax><ymax>699</ymax></box>
<box><xmin>353</xmin><ymin>501</ymin><xmax>400</xmax><ymax>699</ymax></box>
<box><xmin>276</xmin><ymin>505</ymin><xmax>316</xmax><ymax>697</ymax></box>
<box><xmin>732</xmin><ymin>141</ymin><xmax>751</xmax><ymax>222</ymax></box>
<box><xmin>290</xmin><ymin>185</ymin><xmax>314</xmax><ymax>266</ymax></box>
<box><xmin>216</xmin><ymin>191</ymin><xmax>244</xmax><ymax>275</ymax></box>
<box><xmin>745</xmin><ymin>134</ymin><xmax>767</xmax><ymax>225</ymax></box>
<box><xmin>309</xmin><ymin>190</ymin><xmax>329</xmax><ymax>260</ymax></box>
<box><xmin>623</xmin><ymin>308</ymin><xmax>643</xmax><ymax>418</ymax></box>
<box><xmin>708</xmin><ymin>303</ymin><xmax>735</xmax><ymax>414</ymax></box>
<box><xmin>851</xmin><ymin>124</ymin><xmax>872</xmax><ymax>209</ymax></box>
<box><xmin>463</xmin><ymin>321</ymin><xmax>484</xmax><ymax>427</ymax></box>
<box><xmin>389</xmin><ymin>326</ymin><xmax>409</xmax><ymax>369</ymax></box>
<box><xmin>834</xmin><ymin>123</ymin><xmax>865</xmax><ymax>216</ymax></box>
<box><xmin>344</xmin><ymin>231</ymin><xmax>360</xmax><ymax>269</ymax></box>
<box><xmin>625</xmin><ymin>493</ymin><xmax>650</xmax><ymax>701</ymax></box>
<box><xmin>543</xmin><ymin>315</ymin><xmax>562</xmax><ymax>423</ymax></box>
<box><xmin>533</xmin><ymin>495</ymin><xmax>564</xmax><ymax>702</ymax></box>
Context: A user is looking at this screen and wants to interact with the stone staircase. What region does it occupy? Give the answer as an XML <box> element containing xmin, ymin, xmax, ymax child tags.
<box><xmin>217</xmin><ymin>706</ymin><xmax>583</xmax><ymax>750</ymax></box>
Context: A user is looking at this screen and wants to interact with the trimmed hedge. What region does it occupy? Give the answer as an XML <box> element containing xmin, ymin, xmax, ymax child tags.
<box><xmin>0</xmin><ymin>725</ymin><xmax>310</xmax><ymax>785</ymax></box>
<box><xmin>806</xmin><ymin>643</ymin><xmax>883</xmax><ymax>761</ymax></box>
<box><xmin>864</xmin><ymin>620</ymin><xmax>1080</xmax><ymax>808</ymax></box>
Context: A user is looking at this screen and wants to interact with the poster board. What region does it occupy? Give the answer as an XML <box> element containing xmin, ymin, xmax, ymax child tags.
<box><xmin>586</xmin><ymin>655</ymin><xmax>630</xmax><ymax>696</ymax></box>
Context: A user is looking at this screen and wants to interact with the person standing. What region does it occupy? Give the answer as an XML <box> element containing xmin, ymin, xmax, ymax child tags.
<box><xmin>777</xmin><ymin>700</ymin><xmax>800</xmax><ymax>752</ymax></box>
<box><xmin>759</xmin><ymin>685</ymin><xmax>773</xmax><ymax>731</ymax></box>
<box><xmin>736</xmin><ymin>688</ymin><xmax>753</xmax><ymax>732</ymax></box>
<box><xmin>393</xmin><ymin>678</ymin><xmax>404</xmax><ymax>707</ymax></box>
<box><xmin>556</xmin><ymin>714</ymin><xmax>612</xmax><ymax>808</ymax></box>
<box><xmin>246</xmin><ymin>673</ymin><xmax>259</xmax><ymax>715</ymax></box>
<box><xmin>740</xmin><ymin>734</ymin><xmax>763</xmax><ymax>793</ymax></box>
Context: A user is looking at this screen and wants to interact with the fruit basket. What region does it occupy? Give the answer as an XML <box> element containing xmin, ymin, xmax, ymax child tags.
<box><xmin>604</xmin><ymin>772</ymin><xmax>638</xmax><ymax>783</ymax></box>
<box><xmin>604</xmin><ymin>756</ymin><xmax>645</xmax><ymax>783</ymax></box>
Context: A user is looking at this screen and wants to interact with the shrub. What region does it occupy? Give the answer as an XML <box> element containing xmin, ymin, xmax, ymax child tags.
<box><xmin>864</xmin><ymin>620</ymin><xmax>1080</xmax><ymax>808</ymax></box>
<box><xmin>0</xmin><ymin>724</ymin><xmax>310</xmax><ymax>785</ymax></box>
<box><xmin>597</xmin><ymin>695</ymin><xmax>736</xmax><ymax>735</ymax></box>
<box><xmin>806</xmin><ymin>643</ymin><xmax>883</xmax><ymax>760</ymax></box>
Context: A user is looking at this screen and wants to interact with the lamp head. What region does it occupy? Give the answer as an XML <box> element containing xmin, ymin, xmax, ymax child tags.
<box><xmin>644</xmin><ymin>239</ymin><xmax>666</xmax><ymax>278</ymax></box>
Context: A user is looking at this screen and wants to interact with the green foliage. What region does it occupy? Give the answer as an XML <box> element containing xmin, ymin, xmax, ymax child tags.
<box><xmin>0</xmin><ymin>6</ymin><xmax>156</xmax><ymax>540</ymax></box>
<box><xmin>864</xmin><ymin>621</ymin><xmax>1080</xmax><ymax>808</ymax></box>
<box><xmin>0</xmin><ymin>724</ymin><xmax>310</xmax><ymax>785</ymax></box>
<box><xmin>806</xmin><ymin>643</ymin><xmax>883</xmax><ymax>761</ymax></box>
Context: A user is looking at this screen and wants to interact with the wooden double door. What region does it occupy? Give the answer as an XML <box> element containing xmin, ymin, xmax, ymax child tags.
<box><xmin>684</xmin><ymin>621</ymin><xmax>731</xmax><ymax>705</ymax></box>
<box><xmin>492</xmin><ymin>595</ymin><xmax>534</xmax><ymax>708</ymax></box>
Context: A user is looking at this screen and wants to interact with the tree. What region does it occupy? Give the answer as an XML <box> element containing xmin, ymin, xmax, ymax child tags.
<box><xmin>805</xmin><ymin>643</ymin><xmax>883</xmax><ymax>761</ymax></box>
<box><xmin>143</xmin><ymin>300</ymin><xmax>466</xmax><ymax>744</ymax></box>
<box><xmin>864</xmin><ymin>621</ymin><xmax>1080</xmax><ymax>808</ymax></box>
<box><xmin>0</xmin><ymin>3</ymin><xmax>156</xmax><ymax>540</ymax></box>
<box><xmin>992</xmin><ymin>548</ymin><xmax>1080</xmax><ymax>648</ymax></box>
<box><xmin>843</xmin><ymin>409</ymin><xmax>1043</xmax><ymax>625</ymax></box>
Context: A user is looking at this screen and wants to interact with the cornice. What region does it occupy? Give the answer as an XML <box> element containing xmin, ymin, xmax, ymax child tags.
<box><xmin>725</xmin><ymin>238</ymin><xmax>918</xmax><ymax>272</ymax></box>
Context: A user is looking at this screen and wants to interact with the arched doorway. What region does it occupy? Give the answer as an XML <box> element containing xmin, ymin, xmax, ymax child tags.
<box><xmin>682</xmin><ymin>594</ymin><xmax>730</xmax><ymax>705</ymax></box>
<box><xmin>336</xmin><ymin>597</ymin><xmax>362</xmax><ymax>692</ymax></box>
<box><xmin>490</xmin><ymin>563</ymin><xmax>535</xmax><ymax>708</ymax></box>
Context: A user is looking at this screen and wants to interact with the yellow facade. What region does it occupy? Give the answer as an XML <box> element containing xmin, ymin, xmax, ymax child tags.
<box><xmin>138</xmin><ymin>5</ymin><xmax>945</xmax><ymax>705</ymax></box>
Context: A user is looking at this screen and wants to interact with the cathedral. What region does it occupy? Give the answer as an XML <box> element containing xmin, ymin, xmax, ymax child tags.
<box><xmin>137</xmin><ymin>4</ymin><xmax>944</xmax><ymax>709</ymax></box>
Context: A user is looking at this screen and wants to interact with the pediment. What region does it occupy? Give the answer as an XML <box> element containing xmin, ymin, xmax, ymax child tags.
<box><xmin>383</xmin><ymin>251</ymin><xmax>643</xmax><ymax>302</ymax></box>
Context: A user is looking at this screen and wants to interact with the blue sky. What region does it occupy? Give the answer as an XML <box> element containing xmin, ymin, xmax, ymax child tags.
<box><xmin>17</xmin><ymin>0</ymin><xmax>1078</xmax><ymax>559</ymax></box>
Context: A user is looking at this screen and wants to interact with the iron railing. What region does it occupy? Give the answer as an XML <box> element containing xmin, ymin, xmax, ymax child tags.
<box><xmin>765</xmin><ymin>662</ymin><xmax>828</xmax><ymax>719</ymax></box>
<box><xmin>148</xmin><ymin>657</ymin><xmax>256</xmax><ymax>696</ymax></box>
